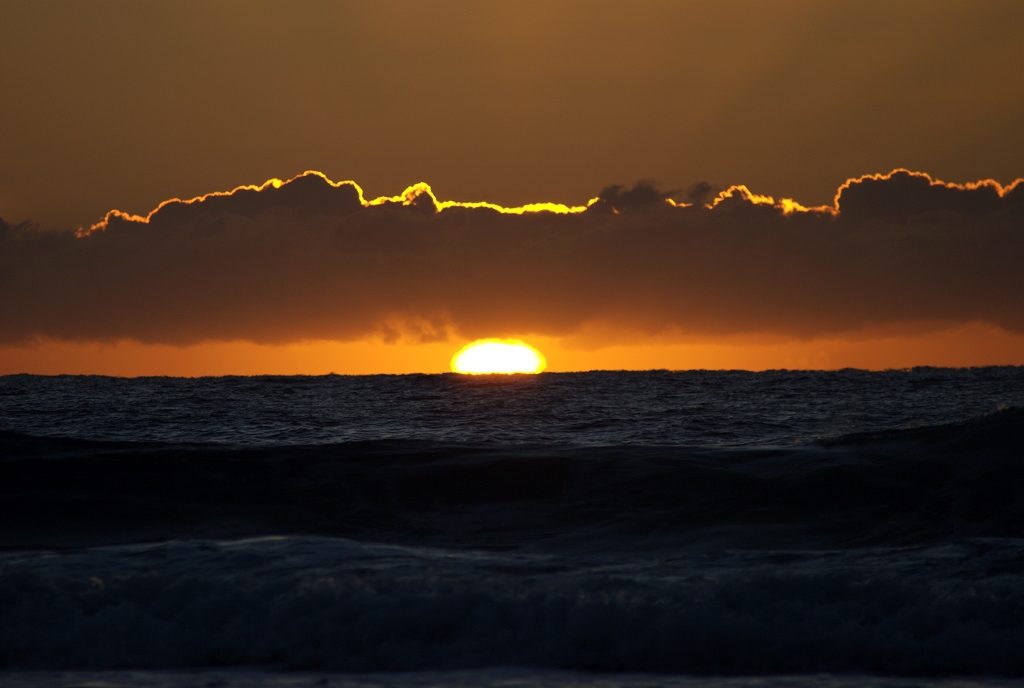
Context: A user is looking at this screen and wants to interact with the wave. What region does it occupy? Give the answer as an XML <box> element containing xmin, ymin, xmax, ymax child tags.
<box><xmin>2</xmin><ymin>535</ymin><xmax>1024</xmax><ymax>674</ymax></box>
<box><xmin>3</xmin><ymin>409</ymin><xmax>1024</xmax><ymax>675</ymax></box>
<box><xmin>2</xmin><ymin>407</ymin><xmax>1023</xmax><ymax>550</ymax></box>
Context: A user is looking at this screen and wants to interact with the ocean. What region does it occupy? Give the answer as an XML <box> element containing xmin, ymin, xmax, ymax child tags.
<box><xmin>1</xmin><ymin>368</ymin><xmax>1023</xmax><ymax>688</ymax></box>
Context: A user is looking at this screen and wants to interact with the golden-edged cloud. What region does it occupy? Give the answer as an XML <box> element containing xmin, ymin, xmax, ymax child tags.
<box><xmin>1</xmin><ymin>169</ymin><xmax>1022</xmax><ymax>347</ymax></box>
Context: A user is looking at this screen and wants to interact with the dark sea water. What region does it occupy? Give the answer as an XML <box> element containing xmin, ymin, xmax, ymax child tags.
<box><xmin>2</xmin><ymin>368</ymin><xmax>1024</xmax><ymax>688</ymax></box>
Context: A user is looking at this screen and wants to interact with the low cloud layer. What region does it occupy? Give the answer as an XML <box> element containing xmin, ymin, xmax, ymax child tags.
<box><xmin>1</xmin><ymin>170</ymin><xmax>1022</xmax><ymax>346</ymax></box>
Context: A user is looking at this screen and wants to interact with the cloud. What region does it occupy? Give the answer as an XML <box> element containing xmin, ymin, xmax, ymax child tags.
<box><xmin>1</xmin><ymin>169</ymin><xmax>1022</xmax><ymax>346</ymax></box>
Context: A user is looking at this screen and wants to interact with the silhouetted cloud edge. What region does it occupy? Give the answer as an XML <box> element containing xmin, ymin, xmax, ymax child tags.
<box><xmin>82</xmin><ymin>168</ymin><xmax>1024</xmax><ymax>237</ymax></box>
<box><xmin>2</xmin><ymin>169</ymin><xmax>1023</xmax><ymax>347</ymax></box>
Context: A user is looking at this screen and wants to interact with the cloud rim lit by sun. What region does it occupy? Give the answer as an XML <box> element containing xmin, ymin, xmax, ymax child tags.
<box><xmin>450</xmin><ymin>339</ymin><xmax>547</xmax><ymax>375</ymax></box>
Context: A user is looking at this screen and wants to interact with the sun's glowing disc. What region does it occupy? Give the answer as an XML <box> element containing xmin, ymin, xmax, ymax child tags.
<box><xmin>450</xmin><ymin>339</ymin><xmax>547</xmax><ymax>375</ymax></box>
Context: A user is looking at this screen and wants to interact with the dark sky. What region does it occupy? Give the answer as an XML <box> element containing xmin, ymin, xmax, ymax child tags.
<box><xmin>1</xmin><ymin>0</ymin><xmax>1023</xmax><ymax>374</ymax></box>
<box><xmin>2</xmin><ymin>0</ymin><xmax>1023</xmax><ymax>230</ymax></box>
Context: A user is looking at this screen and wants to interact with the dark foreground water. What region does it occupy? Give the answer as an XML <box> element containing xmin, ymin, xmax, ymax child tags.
<box><xmin>2</xmin><ymin>368</ymin><xmax>1024</xmax><ymax>687</ymax></box>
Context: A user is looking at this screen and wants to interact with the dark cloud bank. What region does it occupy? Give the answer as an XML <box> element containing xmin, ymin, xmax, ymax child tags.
<box><xmin>1</xmin><ymin>170</ymin><xmax>1022</xmax><ymax>346</ymax></box>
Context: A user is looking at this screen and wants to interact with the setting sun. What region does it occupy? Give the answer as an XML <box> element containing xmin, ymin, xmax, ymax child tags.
<box><xmin>450</xmin><ymin>339</ymin><xmax>547</xmax><ymax>374</ymax></box>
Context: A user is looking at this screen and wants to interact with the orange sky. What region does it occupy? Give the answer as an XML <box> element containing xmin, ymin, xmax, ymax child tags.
<box><xmin>2</xmin><ymin>1</ymin><xmax>1023</xmax><ymax>375</ymax></box>
<box><xmin>2</xmin><ymin>323</ymin><xmax>1024</xmax><ymax>377</ymax></box>
<box><xmin>3</xmin><ymin>0</ymin><xmax>1022</xmax><ymax>231</ymax></box>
